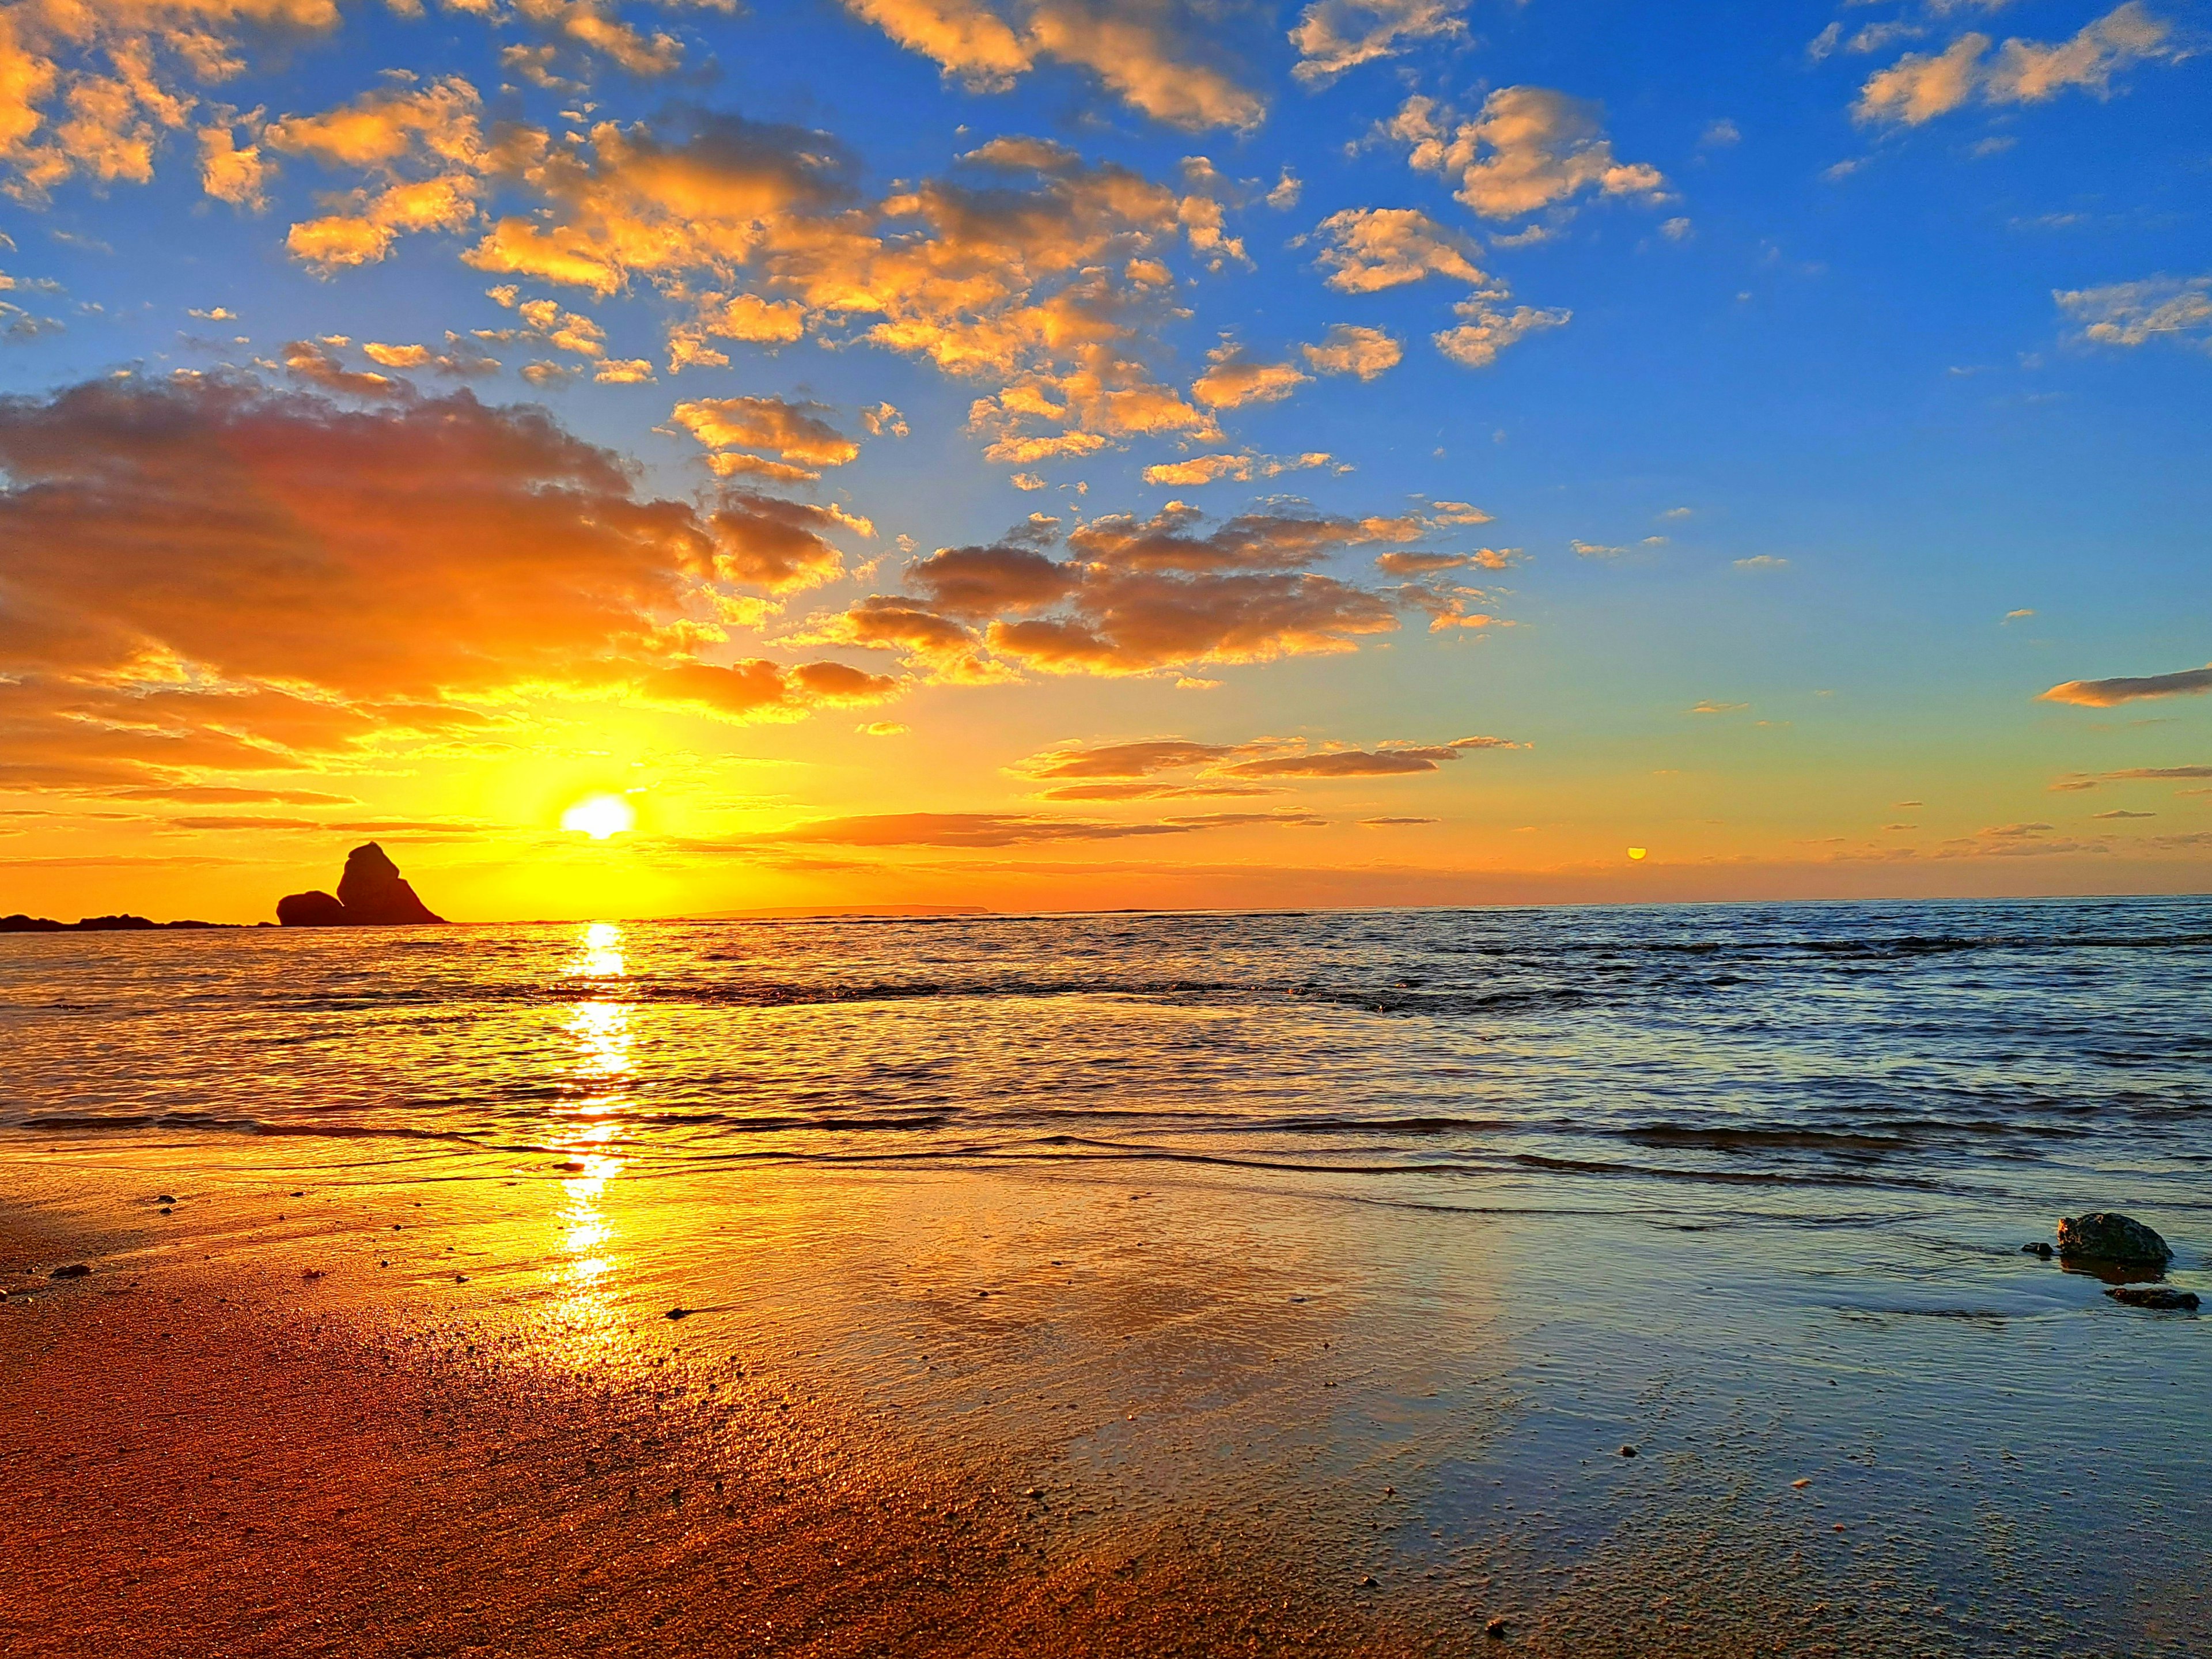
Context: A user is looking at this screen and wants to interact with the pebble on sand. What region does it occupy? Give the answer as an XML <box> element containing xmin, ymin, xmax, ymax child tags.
<box><xmin>2105</xmin><ymin>1286</ymin><xmax>2199</xmax><ymax>1311</ymax></box>
<box><xmin>50</xmin><ymin>1264</ymin><xmax>92</xmax><ymax>1279</ymax></box>
<box><xmin>1485</xmin><ymin>1615</ymin><xmax>1510</xmax><ymax>1638</ymax></box>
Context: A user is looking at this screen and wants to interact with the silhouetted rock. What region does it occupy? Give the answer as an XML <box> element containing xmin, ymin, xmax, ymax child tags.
<box><xmin>2105</xmin><ymin>1286</ymin><xmax>2198</xmax><ymax>1311</ymax></box>
<box><xmin>2056</xmin><ymin>1212</ymin><xmax>2173</xmax><ymax>1268</ymax></box>
<box><xmin>276</xmin><ymin>890</ymin><xmax>349</xmax><ymax>927</ymax></box>
<box><xmin>278</xmin><ymin>844</ymin><xmax>445</xmax><ymax>927</ymax></box>
<box><xmin>335</xmin><ymin>843</ymin><xmax>442</xmax><ymax>924</ymax></box>
<box><xmin>1</xmin><ymin>912</ymin><xmax>230</xmax><ymax>933</ymax></box>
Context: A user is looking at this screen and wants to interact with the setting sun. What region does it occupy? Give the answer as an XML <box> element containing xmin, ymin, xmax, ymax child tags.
<box><xmin>560</xmin><ymin>795</ymin><xmax>636</xmax><ymax>841</ymax></box>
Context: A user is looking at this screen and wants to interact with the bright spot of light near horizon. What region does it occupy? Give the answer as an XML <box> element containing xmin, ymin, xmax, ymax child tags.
<box><xmin>562</xmin><ymin>794</ymin><xmax>635</xmax><ymax>839</ymax></box>
<box><xmin>1628</xmin><ymin>847</ymin><xmax>1648</xmax><ymax>861</ymax></box>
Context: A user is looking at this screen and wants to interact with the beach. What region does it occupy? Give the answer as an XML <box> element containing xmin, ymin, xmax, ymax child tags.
<box><xmin>5</xmin><ymin>904</ymin><xmax>2208</xmax><ymax>1655</ymax></box>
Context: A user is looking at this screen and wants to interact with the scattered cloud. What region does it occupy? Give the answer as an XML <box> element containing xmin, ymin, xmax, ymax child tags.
<box><xmin>1854</xmin><ymin>3</ymin><xmax>2188</xmax><ymax>128</ymax></box>
<box><xmin>1191</xmin><ymin>343</ymin><xmax>1310</xmax><ymax>408</ymax></box>
<box><xmin>2054</xmin><ymin>274</ymin><xmax>2211</xmax><ymax>351</ymax></box>
<box><xmin>1302</xmin><ymin>323</ymin><xmax>1403</xmax><ymax>380</ymax></box>
<box><xmin>1314</xmin><ymin>206</ymin><xmax>1485</xmax><ymax>292</ymax></box>
<box><xmin>1141</xmin><ymin>451</ymin><xmax>1333</xmax><ymax>487</ymax></box>
<box><xmin>1017</xmin><ymin>732</ymin><xmax>1519</xmax><ymax>786</ymax></box>
<box><xmin>1381</xmin><ymin>87</ymin><xmax>1667</xmax><ymax>221</ymax></box>
<box><xmin>2040</xmin><ymin>664</ymin><xmax>2212</xmax><ymax>706</ymax></box>
<box><xmin>671</xmin><ymin>396</ymin><xmax>863</xmax><ymax>482</ymax></box>
<box><xmin>840</xmin><ymin>0</ymin><xmax>1264</xmax><ymax>130</ymax></box>
<box><xmin>1735</xmin><ymin>555</ymin><xmax>1789</xmax><ymax>570</ymax></box>
<box><xmin>1290</xmin><ymin>0</ymin><xmax>1467</xmax><ymax>86</ymax></box>
<box><xmin>1690</xmin><ymin>700</ymin><xmax>1749</xmax><ymax>715</ymax></box>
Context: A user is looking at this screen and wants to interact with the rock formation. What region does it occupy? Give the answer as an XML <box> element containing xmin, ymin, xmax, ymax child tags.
<box><xmin>277</xmin><ymin>843</ymin><xmax>445</xmax><ymax>927</ymax></box>
<box><xmin>2055</xmin><ymin>1211</ymin><xmax>2173</xmax><ymax>1268</ymax></box>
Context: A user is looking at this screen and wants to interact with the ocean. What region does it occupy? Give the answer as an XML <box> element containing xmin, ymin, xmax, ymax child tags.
<box><xmin>5</xmin><ymin>896</ymin><xmax>2209</xmax><ymax>1652</ymax></box>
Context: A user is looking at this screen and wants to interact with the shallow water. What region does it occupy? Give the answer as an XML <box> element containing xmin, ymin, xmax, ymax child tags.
<box><xmin>5</xmin><ymin>899</ymin><xmax>2209</xmax><ymax>1652</ymax></box>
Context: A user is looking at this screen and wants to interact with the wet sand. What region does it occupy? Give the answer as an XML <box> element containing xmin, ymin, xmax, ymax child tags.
<box><xmin>3</xmin><ymin>1208</ymin><xmax>1423</xmax><ymax>1658</ymax></box>
<box><xmin>5</xmin><ymin>1139</ymin><xmax>2207</xmax><ymax>1657</ymax></box>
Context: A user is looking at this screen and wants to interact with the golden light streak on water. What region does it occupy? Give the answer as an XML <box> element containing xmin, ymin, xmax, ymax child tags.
<box><xmin>550</xmin><ymin>922</ymin><xmax>632</xmax><ymax>1343</ymax></box>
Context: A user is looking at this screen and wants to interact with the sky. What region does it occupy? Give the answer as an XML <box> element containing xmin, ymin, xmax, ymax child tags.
<box><xmin>0</xmin><ymin>0</ymin><xmax>2207</xmax><ymax>922</ymax></box>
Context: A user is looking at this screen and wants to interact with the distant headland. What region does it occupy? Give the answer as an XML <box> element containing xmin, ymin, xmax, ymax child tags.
<box><xmin>0</xmin><ymin>914</ymin><xmax>235</xmax><ymax>933</ymax></box>
<box><xmin>2</xmin><ymin>842</ymin><xmax>446</xmax><ymax>933</ymax></box>
<box><xmin>278</xmin><ymin>843</ymin><xmax>445</xmax><ymax>926</ymax></box>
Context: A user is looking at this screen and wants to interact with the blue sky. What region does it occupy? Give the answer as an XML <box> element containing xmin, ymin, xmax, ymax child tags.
<box><xmin>0</xmin><ymin>0</ymin><xmax>2206</xmax><ymax>919</ymax></box>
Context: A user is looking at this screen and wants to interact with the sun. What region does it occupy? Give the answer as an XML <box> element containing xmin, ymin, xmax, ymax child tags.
<box><xmin>561</xmin><ymin>794</ymin><xmax>636</xmax><ymax>840</ymax></box>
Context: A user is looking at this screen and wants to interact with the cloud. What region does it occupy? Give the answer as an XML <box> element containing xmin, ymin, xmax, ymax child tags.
<box><xmin>2054</xmin><ymin>274</ymin><xmax>2212</xmax><ymax>351</ymax></box>
<box><xmin>1140</xmin><ymin>451</ymin><xmax>1332</xmax><ymax>487</ymax></box>
<box><xmin>0</xmin><ymin>1</ymin><xmax>347</xmax><ymax>202</ymax></box>
<box><xmin>807</xmin><ymin>502</ymin><xmax>1474</xmax><ymax>680</ymax></box>
<box><xmin>1021</xmin><ymin>730</ymin><xmax>1517</xmax><ymax>783</ymax></box>
<box><xmin>2050</xmin><ymin>764</ymin><xmax>2212</xmax><ymax>791</ymax></box>
<box><xmin>2039</xmin><ymin>664</ymin><xmax>2212</xmax><ymax>706</ymax></box>
<box><xmin>1434</xmin><ymin>294</ymin><xmax>1570</xmax><ymax>368</ymax></box>
<box><xmin>1314</xmin><ymin>206</ymin><xmax>1486</xmax><ymax>291</ymax></box>
<box><xmin>266</xmin><ymin>75</ymin><xmax>488</xmax><ymax>269</ymax></box>
<box><xmin>1359</xmin><ymin>816</ymin><xmax>1436</xmax><ymax>827</ymax></box>
<box><xmin>1734</xmin><ymin>555</ymin><xmax>1789</xmax><ymax>570</ymax></box>
<box><xmin>1854</xmin><ymin>4</ymin><xmax>2187</xmax><ymax>127</ymax></box>
<box><xmin>1191</xmin><ymin>344</ymin><xmax>1310</xmax><ymax>408</ymax></box>
<box><xmin>1374</xmin><ymin>548</ymin><xmax>1515</xmax><ymax>574</ymax></box>
<box><xmin>2093</xmin><ymin>809</ymin><xmax>2157</xmax><ymax>819</ymax></box>
<box><xmin>841</xmin><ymin>0</ymin><xmax>1264</xmax><ymax>131</ymax></box>
<box><xmin>1313</xmin><ymin>207</ymin><xmax>1566</xmax><ymax>370</ymax></box>
<box><xmin>1382</xmin><ymin>88</ymin><xmax>1667</xmax><ymax>221</ymax></box>
<box><xmin>0</xmin><ymin>373</ymin><xmax>884</xmax><ymax>786</ymax></box>
<box><xmin>671</xmin><ymin>395</ymin><xmax>863</xmax><ymax>480</ymax></box>
<box><xmin>1289</xmin><ymin>0</ymin><xmax>1466</xmax><ymax>86</ymax></box>
<box><xmin>1690</xmin><ymin>700</ymin><xmax>1749</xmax><ymax>715</ymax></box>
<box><xmin>1302</xmin><ymin>323</ymin><xmax>1402</xmax><ymax>380</ymax></box>
<box><xmin>709</xmin><ymin>491</ymin><xmax>873</xmax><ymax>593</ymax></box>
<box><xmin>775</xmin><ymin>810</ymin><xmax>1202</xmax><ymax>847</ymax></box>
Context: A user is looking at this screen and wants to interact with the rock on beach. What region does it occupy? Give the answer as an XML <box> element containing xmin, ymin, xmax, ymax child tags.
<box><xmin>2054</xmin><ymin>1212</ymin><xmax>2173</xmax><ymax>1268</ymax></box>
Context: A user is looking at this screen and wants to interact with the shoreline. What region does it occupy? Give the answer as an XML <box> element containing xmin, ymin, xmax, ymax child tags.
<box><xmin>7</xmin><ymin>1137</ymin><xmax>2206</xmax><ymax>1656</ymax></box>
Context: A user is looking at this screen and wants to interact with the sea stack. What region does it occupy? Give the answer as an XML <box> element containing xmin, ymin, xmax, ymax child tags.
<box><xmin>277</xmin><ymin>843</ymin><xmax>445</xmax><ymax>927</ymax></box>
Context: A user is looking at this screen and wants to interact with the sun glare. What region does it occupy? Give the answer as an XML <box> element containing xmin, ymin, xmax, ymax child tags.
<box><xmin>562</xmin><ymin>794</ymin><xmax>635</xmax><ymax>840</ymax></box>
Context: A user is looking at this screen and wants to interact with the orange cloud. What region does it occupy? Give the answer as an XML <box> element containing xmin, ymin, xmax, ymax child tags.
<box><xmin>2039</xmin><ymin>665</ymin><xmax>2212</xmax><ymax>707</ymax></box>
<box><xmin>1854</xmin><ymin>3</ymin><xmax>2183</xmax><ymax>127</ymax></box>
<box><xmin>671</xmin><ymin>395</ymin><xmax>862</xmax><ymax>480</ymax></box>
<box><xmin>1383</xmin><ymin>87</ymin><xmax>1666</xmax><ymax>221</ymax></box>
<box><xmin>1</xmin><ymin>0</ymin><xmax>342</xmax><ymax>201</ymax></box>
<box><xmin>841</xmin><ymin>0</ymin><xmax>1263</xmax><ymax>131</ymax></box>
<box><xmin>808</xmin><ymin>503</ymin><xmax>1486</xmax><ymax>680</ymax></box>
<box><xmin>0</xmin><ymin>373</ymin><xmax>882</xmax><ymax>787</ymax></box>
<box><xmin>1314</xmin><ymin>206</ymin><xmax>1486</xmax><ymax>292</ymax></box>
<box><xmin>1302</xmin><ymin>323</ymin><xmax>1402</xmax><ymax>379</ymax></box>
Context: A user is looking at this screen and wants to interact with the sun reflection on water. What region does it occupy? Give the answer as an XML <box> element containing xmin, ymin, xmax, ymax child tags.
<box><xmin>551</xmin><ymin>922</ymin><xmax>632</xmax><ymax>1337</ymax></box>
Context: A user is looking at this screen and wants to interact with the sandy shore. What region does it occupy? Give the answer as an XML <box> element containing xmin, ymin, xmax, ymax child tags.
<box><xmin>3</xmin><ymin>1209</ymin><xmax>1434</xmax><ymax>1658</ymax></box>
<box><xmin>5</xmin><ymin>1141</ymin><xmax>2207</xmax><ymax>1658</ymax></box>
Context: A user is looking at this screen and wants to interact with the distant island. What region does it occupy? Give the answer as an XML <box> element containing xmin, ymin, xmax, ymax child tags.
<box><xmin>278</xmin><ymin>842</ymin><xmax>445</xmax><ymax>926</ymax></box>
<box><xmin>1</xmin><ymin>914</ymin><xmax>234</xmax><ymax>933</ymax></box>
